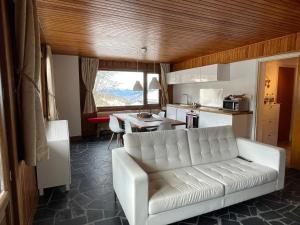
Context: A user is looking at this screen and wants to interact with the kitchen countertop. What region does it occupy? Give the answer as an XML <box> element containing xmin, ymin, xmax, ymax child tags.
<box><xmin>168</xmin><ymin>104</ymin><xmax>253</xmax><ymax>116</ymax></box>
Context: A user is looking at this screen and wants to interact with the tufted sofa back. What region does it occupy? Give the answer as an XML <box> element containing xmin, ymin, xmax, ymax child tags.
<box><xmin>123</xmin><ymin>129</ymin><xmax>191</xmax><ymax>173</ymax></box>
<box><xmin>187</xmin><ymin>126</ymin><xmax>239</xmax><ymax>165</ymax></box>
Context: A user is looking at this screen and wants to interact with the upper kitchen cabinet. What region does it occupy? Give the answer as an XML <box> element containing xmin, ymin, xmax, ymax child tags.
<box><xmin>200</xmin><ymin>64</ymin><xmax>230</xmax><ymax>82</ymax></box>
<box><xmin>167</xmin><ymin>64</ymin><xmax>230</xmax><ymax>84</ymax></box>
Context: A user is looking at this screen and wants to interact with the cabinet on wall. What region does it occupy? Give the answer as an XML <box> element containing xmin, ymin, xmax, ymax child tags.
<box><xmin>37</xmin><ymin>120</ymin><xmax>71</xmax><ymax>195</ymax></box>
<box><xmin>261</xmin><ymin>104</ymin><xmax>280</xmax><ymax>146</ymax></box>
<box><xmin>167</xmin><ymin>64</ymin><xmax>230</xmax><ymax>84</ymax></box>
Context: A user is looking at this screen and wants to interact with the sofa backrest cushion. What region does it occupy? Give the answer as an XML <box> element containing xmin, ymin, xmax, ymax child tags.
<box><xmin>123</xmin><ymin>129</ymin><xmax>191</xmax><ymax>173</ymax></box>
<box><xmin>187</xmin><ymin>126</ymin><xmax>238</xmax><ymax>165</ymax></box>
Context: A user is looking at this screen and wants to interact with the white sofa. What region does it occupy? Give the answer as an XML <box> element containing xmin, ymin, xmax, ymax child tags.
<box><xmin>112</xmin><ymin>126</ymin><xmax>285</xmax><ymax>225</ymax></box>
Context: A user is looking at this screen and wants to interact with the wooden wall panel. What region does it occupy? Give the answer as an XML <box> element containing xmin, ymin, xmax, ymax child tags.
<box><xmin>173</xmin><ymin>32</ymin><xmax>300</xmax><ymax>71</ymax></box>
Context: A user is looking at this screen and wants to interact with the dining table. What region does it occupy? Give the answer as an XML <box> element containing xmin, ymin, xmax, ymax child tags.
<box><xmin>113</xmin><ymin>112</ymin><xmax>186</xmax><ymax>130</ymax></box>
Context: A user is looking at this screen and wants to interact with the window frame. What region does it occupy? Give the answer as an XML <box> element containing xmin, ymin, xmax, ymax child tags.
<box><xmin>95</xmin><ymin>69</ymin><xmax>161</xmax><ymax>111</ymax></box>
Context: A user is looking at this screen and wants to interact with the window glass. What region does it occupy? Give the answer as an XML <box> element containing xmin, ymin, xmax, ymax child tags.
<box><xmin>93</xmin><ymin>71</ymin><xmax>144</xmax><ymax>107</ymax></box>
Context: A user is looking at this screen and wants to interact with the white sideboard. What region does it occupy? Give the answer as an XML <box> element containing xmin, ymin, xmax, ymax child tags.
<box><xmin>37</xmin><ymin>120</ymin><xmax>71</xmax><ymax>195</ymax></box>
<box><xmin>167</xmin><ymin>64</ymin><xmax>230</xmax><ymax>84</ymax></box>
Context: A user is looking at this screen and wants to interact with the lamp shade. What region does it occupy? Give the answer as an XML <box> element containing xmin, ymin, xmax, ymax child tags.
<box><xmin>133</xmin><ymin>81</ymin><xmax>143</xmax><ymax>91</ymax></box>
<box><xmin>149</xmin><ymin>77</ymin><xmax>161</xmax><ymax>90</ymax></box>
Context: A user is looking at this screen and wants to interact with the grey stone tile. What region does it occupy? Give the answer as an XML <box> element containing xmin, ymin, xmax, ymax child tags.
<box><xmin>260</xmin><ymin>211</ymin><xmax>282</xmax><ymax>220</ymax></box>
<box><xmin>87</xmin><ymin>210</ymin><xmax>104</xmax><ymax>223</ymax></box>
<box><xmin>55</xmin><ymin>216</ymin><xmax>87</xmax><ymax>225</ymax></box>
<box><xmin>197</xmin><ymin>216</ymin><xmax>218</xmax><ymax>225</ymax></box>
<box><xmin>95</xmin><ymin>217</ymin><xmax>122</xmax><ymax>225</ymax></box>
<box><xmin>33</xmin><ymin>218</ymin><xmax>54</xmax><ymax>225</ymax></box>
<box><xmin>34</xmin><ymin>208</ymin><xmax>56</xmax><ymax>221</ymax></box>
<box><xmin>221</xmin><ymin>219</ymin><xmax>240</xmax><ymax>225</ymax></box>
<box><xmin>55</xmin><ymin>209</ymin><xmax>72</xmax><ymax>222</ymax></box>
<box><xmin>241</xmin><ymin>217</ymin><xmax>266</xmax><ymax>225</ymax></box>
<box><xmin>283</xmin><ymin>212</ymin><xmax>300</xmax><ymax>223</ymax></box>
<box><xmin>270</xmin><ymin>222</ymin><xmax>285</xmax><ymax>225</ymax></box>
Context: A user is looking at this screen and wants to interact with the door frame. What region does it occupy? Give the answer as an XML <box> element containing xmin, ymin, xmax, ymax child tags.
<box><xmin>255</xmin><ymin>52</ymin><xmax>300</xmax><ymax>142</ymax></box>
<box><xmin>255</xmin><ymin>52</ymin><xmax>300</xmax><ymax>170</ymax></box>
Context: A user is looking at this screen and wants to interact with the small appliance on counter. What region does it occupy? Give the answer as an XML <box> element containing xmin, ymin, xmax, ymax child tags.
<box><xmin>186</xmin><ymin>112</ymin><xmax>199</xmax><ymax>128</ymax></box>
<box><xmin>223</xmin><ymin>94</ymin><xmax>249</xmax><ymax>112</ymax></box>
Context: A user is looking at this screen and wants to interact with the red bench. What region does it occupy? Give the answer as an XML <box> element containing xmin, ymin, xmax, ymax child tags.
<box><xmin>87</xmin><ymin>116</ymin><xmax>110</xmax><ymax>138</ymax></box>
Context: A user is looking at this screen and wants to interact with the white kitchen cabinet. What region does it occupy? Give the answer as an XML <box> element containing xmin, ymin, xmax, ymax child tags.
<box><xmin>166</xmin><ymin>105</ymin><xmax>177</xmax><ymax>120</ymax></box>
<box><xmin>200</xmin><ymin>64</ymin><xmax>230</xmax><ymax>82</ymax></box>
<box><xmin>167</xmin><ymin>64</ymin><xmax>230</xmax><ymax>84</ymax></box>
<box><xmin>166</xmin><ymin>71</ymin><xmax>177</xmax><ymax>84</ymax></box>
<box><xmin>166</xmin><ymin>105</ymin><xmax>187</xmax><ymax>129</ymax></box>
<box><xmin>261</xmin><ymin>104</ymin><xmax>280</xmax><ymax>146</ymax></box>
<box><xmin>198</xmin><ymin>111</ymin><xmax>252</xmax><ymax>138</ymax></box>
<box><xmin>175</xmin><ymin>108</ymin><xmax>189</xmax><ymax>129</ymax></box>
<box><xmin>178</xmin><ymin>67</ymin><xmax>201</xmax><ymax>84</ymax></box>
<box><xmin>37</xmin><ymin>120</ymin><xmax>71</xmax><ymax>195</ymax></box>
<box><xmin>199</xmin><ymin>111</ymin><xmax>232</xmax><ymax>127</ymax></box>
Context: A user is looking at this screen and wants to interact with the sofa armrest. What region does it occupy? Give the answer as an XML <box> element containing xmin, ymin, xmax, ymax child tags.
<box><xmin>112</xmin><ymin>148</ymin><xmax>148</xmax><ymax>225</ymax></box>
<box><xmin>236</xmin><ymin>138</ymin><xmax>286</xmax><ymax>190</ymax></box>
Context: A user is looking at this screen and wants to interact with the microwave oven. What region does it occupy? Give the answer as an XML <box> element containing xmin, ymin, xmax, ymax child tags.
<box><xmin>223</xmin><ymin>99</ymin><xmax>249</xmax><ymax>112</ymax></box>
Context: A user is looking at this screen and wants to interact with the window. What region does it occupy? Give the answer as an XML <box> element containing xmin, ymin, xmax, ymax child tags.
<box><xmin>93</xmin><ymin>71</ymin><xmax>160</xmax><ymax>107</ymax></box>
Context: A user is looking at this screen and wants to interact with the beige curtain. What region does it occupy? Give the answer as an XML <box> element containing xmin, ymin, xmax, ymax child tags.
<box><xmin>15</xmin><ymin>0</ymin><xmax>49</xmax><ymax>166</ymax></box>
<box><xmin>160</xmin><ymin>63</ymin><xmax>170</xmax><ymax>107</ymax></box>
<box><xmin>81</xmin><ymin>57</ymin><xmax>99</xmax><ymax>113</ymax></box>
<box><xmin>46</xmin><ymin>45</ymin><xmax>59</xmax><ymax>120</ymax></box>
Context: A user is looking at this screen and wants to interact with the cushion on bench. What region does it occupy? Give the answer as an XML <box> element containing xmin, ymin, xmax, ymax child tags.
<box><xmin>148</xmin><ymin>167</ymin><xmax>224</xmax><ymax>214</ymax></box>
<box><xmin>193</xmin><ymin>158</ymin><xmax>277</xmax><ymax>194</ymax></box>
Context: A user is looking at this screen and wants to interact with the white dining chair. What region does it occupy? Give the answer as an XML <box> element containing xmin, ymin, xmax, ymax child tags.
<box><xmin>157</xmin><ymin>121</ymin><xmax>173</xmax><ymax>131</ymax></box>
<box><xmin>158</xmin><ymin>111</ymin><xmax>165</xmax><ymax>118</ymax></box>
<box><xmin>108</xmin><ymin>115</ymin><xmax>124</xmax><ymax>150</ymax></box>
<box><xmin>124</xmin><ymin>120</ymin><xmax>133</xmax><ymax>134</ymax></box>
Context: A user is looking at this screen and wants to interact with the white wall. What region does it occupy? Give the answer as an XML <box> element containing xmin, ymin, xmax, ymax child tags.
<box><xmin>172</xmin><ymin>59</ymin><xmax>259</xmax><ymax>139</ymax></box>
<box><xmin>53</xmin><ymin>55</ymin><xmax>82</xmax><ymax>137</ymax></box>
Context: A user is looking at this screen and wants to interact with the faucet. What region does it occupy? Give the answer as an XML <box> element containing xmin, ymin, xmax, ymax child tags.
<box><xmin>182</xmin><ymin>93</ymin><xmax>190</xmax><ymax>105</ymax></box>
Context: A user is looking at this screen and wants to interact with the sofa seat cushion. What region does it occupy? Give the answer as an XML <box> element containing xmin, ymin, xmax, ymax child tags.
<box><xmin>193</xmin><ymin>158</ymin><xmax>277</xmax><ymax>195</ymax></box>
<box><xmin>148</xmin><ymin>167</ymin><xmax>224</xmax><ymax>215</ymax></box>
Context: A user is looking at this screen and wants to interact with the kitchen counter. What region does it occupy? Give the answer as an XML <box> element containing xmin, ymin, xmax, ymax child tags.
<box><xmin>168</xmin><ymin>104</ymin><xmax>253</xmax><ymax>116</ymax></box>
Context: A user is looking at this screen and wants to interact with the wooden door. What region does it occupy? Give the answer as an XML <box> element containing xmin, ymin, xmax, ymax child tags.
<box><xmin>277</xmin><ymin>67</ymin><xmax>295</xmax><ymax>143</ymax></box>
<box><xmin>0</xmin><ymin>67</ymin><xmax>13</xmax><ymax>225</ymax></box>
<box><xmin>291</xmin><ymin>57</ymin><xmax>300</xmax><ymax>170</ymax></box>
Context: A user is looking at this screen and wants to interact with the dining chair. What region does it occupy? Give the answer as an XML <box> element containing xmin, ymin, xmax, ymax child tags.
<box><xmin>158</xmin><ymin>111</ymin><xmax>165</xmax><ymax>118</ymax></box>
<box><xmin>146</xmin><ymin>111</ymin><xmax>167</xmax><ymax>132</ymax></box>
<box><xmin>157</xmin><ymin>121</ymin><xmax>173</xmax><ymax>131</ymax></box>
<box><xmin>108</xmin><ymin>115</ymin><xmax>124</xmax><ymax>150</ymax></box>
<box><xmin>124</xmin><ymin>120</ymin><xmax>133</xmax><ymax>134</ymax></box>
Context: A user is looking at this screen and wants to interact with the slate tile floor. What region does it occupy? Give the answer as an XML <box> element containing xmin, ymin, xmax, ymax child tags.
<box><xmin>33</xmin><ymin>139</ymin><xmax>300</xmax><ymax>225</ymax></box>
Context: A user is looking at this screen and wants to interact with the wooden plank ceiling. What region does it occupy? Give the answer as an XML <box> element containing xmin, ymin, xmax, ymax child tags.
<box><xmin>37</xmin><ymin>0</ymin><xmax>300</xmax><ymax>63</ymax></box>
